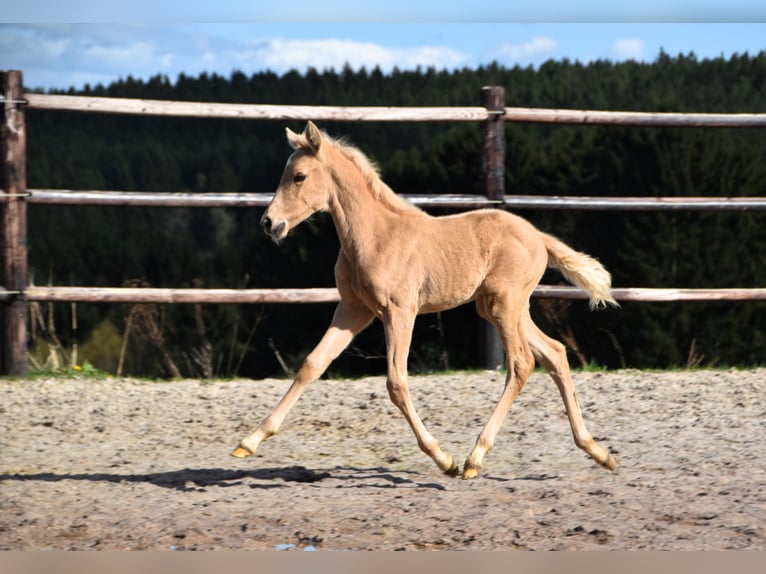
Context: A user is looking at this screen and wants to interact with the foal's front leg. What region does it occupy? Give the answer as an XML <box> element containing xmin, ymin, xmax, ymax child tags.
<box><xmin>232</xmin><ymin>299</ymin><xmax>373</xmax><ymax>458</ymax></box>
<box><xmin>383</xmin><ymin>306</ymin><xmax>459</xmax><ymax>476</ymax></box>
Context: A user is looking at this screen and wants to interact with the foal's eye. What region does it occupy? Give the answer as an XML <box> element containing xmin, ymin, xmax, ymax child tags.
<box><xmin>293</xmin><ymin>173</ymin><xmax>306</xmax><ymax>184</ymax></box>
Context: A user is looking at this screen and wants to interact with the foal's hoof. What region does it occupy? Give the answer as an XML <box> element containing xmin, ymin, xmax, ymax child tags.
<box><xmin>461</xmin><ymin>465</ymin><xmax>481</xmax><ymax>480</ymax></box>
<box><xmin>230</xmin><ymin>445</ymin><xmax>254</xmax><ymax>458</ymax></box>
<box><xmin>600</xmin><ymin>453</ymin><xmax>617</xmax><ymax>471</ymax></box>
<box><xmin>443</xmin><ymin>463</ymin><xmax>460</xmax><ymax>478</ymax></box>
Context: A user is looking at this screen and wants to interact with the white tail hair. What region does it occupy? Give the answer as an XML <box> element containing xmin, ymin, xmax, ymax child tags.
<box><xmin>542</xmin><ymin>233</ymin><xmax>619</xmax><ymax>310</ymax></box>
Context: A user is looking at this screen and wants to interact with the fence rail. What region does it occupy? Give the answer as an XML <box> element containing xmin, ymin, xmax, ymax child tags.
<box><xmin>23</xmin><ymin>189</ymin><xmax>497</xmax><ymax>209</ymax></box>
<box><xmin>3</xmin><ymin>286</ymin><xmax>765</xmax><ymax>305</ymax></box>
<box><xmin>2</xmin><ymin>71</ymin><xmax>765</xmax><ymax>376</ymax></box>
<box><xmin>22</xmin><ymin>189</ymin><xmax>766</xmax><ymax>211</ymax></box>
<box><xmin>24</xmin><ymin>93</ymin><xmax>766</xmax><ymax>127</ymax></box>
<box><xmin>24</xmin><ymin>93</ymin><xmax>492</xmax><ymax>122</ymax></box>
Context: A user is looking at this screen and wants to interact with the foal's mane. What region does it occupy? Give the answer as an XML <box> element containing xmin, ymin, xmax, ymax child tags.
<box><xmin>324</xmin><ymin>133</ymin><xmax>422</xmax><ymax>215</ymax></box>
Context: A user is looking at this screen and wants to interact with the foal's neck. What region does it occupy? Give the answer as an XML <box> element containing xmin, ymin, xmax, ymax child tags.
<box><xmin>326</xmin><ymin>149</ymin><xmax>397</xmax><ymax>261</ymax></box>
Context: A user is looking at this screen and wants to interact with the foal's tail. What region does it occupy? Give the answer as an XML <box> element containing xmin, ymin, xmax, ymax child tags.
<box><xmin>541</xmin><ymin>233</ymin><xmax>619</xmax><ymax>310</ymax></box>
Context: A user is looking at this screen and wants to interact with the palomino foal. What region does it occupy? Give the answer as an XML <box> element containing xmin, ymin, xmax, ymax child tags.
<box><xmin>232</xmin><ymin>121</ymin><xmax>618</xmax><ymax>479</ymax></box>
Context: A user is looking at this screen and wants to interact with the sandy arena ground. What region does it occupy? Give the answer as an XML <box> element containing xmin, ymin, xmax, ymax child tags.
<box><xmin>1</xmin><ymin>369</ymin><xmax>763</xmax><ymax>550</ymax></box>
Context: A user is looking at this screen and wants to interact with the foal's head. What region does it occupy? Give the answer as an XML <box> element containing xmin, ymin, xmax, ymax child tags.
<box><xmin>261</xmin><ymin>121</ymin><xmax>333</xmax><ymax>243</ymax></box>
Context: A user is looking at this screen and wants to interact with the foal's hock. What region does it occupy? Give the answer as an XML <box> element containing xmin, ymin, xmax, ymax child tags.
<box><xmin>232</xmin><ymin>121</ymin><xmax>618</xmax><ymax>479</ymax></box>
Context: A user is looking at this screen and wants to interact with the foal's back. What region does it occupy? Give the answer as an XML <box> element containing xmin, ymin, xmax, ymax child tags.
<box><xmin>398</xmin><ymin>208</ymin><xmax>548</xmax><ymax>314</ymax></box>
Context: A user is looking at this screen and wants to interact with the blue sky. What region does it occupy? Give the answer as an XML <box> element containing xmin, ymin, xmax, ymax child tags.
<box><xmin>2</xmin><ymin>2</ymin><xmax>765</xmax><ymax>91</ymax></box>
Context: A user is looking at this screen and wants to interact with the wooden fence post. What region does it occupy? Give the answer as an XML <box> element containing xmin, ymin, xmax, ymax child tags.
<box><xmin>480</xmin><ymin>86</ymin><xmax>506</xmax><ymax>369</ymax></box>
<box><xmin>1</xmin><ymin>70</ymin><xmax>28</xmax><ymax>376</ymax></box>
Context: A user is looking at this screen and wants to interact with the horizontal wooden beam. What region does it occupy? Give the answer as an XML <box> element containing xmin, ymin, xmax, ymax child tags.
<box><xmin>538</xmin><ymin>286</ymin><xmax>766</xmax><ymax>302</ymax></box>
<box><xmin>25</xmin><ymin>189</ymin><xmax>766</xmax><ymax>211</ymax></box>
<box><xmin>504</xmin><ymin>106</ymin><xmax>766</xmax><ymax>127</ymax></box>
<box><xmin>502</xmin><ymin>194</ymin><xmax>766</xmax><ymax>211</ymax></box>
<box><xmin>25</xmin><ymin>93</ymin><xmax>766</xmax><ymax>127</ymax></box>
<box><xmin>5</xmin><ymin>285</ymin><xmax>764</xmax><ymax>305</ymax></box>
<box><xmin>22</xmin><ymin>286</ymin><xmax>341</xmax><ymax>304</ymax></box>
<box><xmin>25</xmin><ymin>189</ymin><xmax>496</xmax><ymax>209</ymax></box>
<box><xmin>26</xmin><ymin>189</ymin><xmax>275</xmax><ymax>207</ymax></box>
<box><xmin>24</xmin><ymin>94</ymin><xmax>490</xmax><ymax>122</ymax></box>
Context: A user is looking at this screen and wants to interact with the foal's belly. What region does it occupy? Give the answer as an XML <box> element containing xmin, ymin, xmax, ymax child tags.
<box><xmin>417</xmin><ymin>268</ymin><xmax>484</xmax><ymax>314</ymax></box>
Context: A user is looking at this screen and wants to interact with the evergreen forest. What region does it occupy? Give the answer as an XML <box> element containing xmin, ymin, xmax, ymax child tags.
<box><xmin>21</xmin><ymin>51</ymin><xmax>766</xmax><ymax>378</ymax></box>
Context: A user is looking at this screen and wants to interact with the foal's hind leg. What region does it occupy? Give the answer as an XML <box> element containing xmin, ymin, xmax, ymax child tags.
<box><xmin>523</xmin><ymin>312</ymin><xmax>616</xmax><ymax>470</ymax></box>
<box><xmin>463</xmin><ymin>296</ymin><xmax>536</xmax><ymax>479</ymax></box>
<box><xmin>232</xmin><ymin>298</ymin><xmax>373</xmax><ymax>458</ymax></box>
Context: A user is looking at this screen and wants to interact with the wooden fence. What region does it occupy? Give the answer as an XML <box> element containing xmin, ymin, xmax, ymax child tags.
<box><xmin>2</xmin><ymin>69</ymin><xmax>766</xmax><ymax>375</ymax></box>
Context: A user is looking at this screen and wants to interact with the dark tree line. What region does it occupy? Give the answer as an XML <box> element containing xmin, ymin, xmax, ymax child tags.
<box><xmin>22</xmin><ymin>51</ymin><xmax>766</xmax><ymax>377</ymax></box>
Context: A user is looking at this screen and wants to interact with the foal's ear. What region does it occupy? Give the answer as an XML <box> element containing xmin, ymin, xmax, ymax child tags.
<box><xmin>305</xmin><ymin>120</ymin><xmax>323</xmax><ymax>153</ymax></box>
<box><xmin>285</xmin><ymin>121</ymin><xmax>323</xmax><ymax>153</ymax></box>
<box><xmin>285</xmin><ymin>126</ymin><xmax>306</xmax><ymax>150</ymax></box>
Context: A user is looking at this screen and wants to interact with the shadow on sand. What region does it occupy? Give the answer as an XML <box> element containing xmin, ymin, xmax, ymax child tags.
<box><xmin>0</xmin><ymin>465</ymin><xmax>448</xmax><ymax>492</ymax></box>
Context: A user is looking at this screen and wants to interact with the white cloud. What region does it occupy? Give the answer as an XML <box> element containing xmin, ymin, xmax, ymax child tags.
<box><xmin>84</xmin><ymin>41</ymin><xmax>174</xmax><ymax>70</ymax></box>
<box><xmin>0</xmin><ymin>25</ymin><xmax>183</xmax><ymax>88</ymax></box>
<box><xmin>40</xmin><ymin>38</ymin><xmax>70</xmax><ymax>59</ymax></box>
<box><xmin>240</xmin><ymin>38</ymin><xmax>467</xmax><ymax>73</ymax></box>
<box><xmin>0</xmin><ymin>25</ymin><xmax>468</xmax><ymax>91</ymax></box>
<box><xmin>493</xmin><ymin>37</ymin><xmax>558</xmax><ymax>63</ymax></box>
<box><xmin>610</xmin><ymin>38</ymin><xmax>645</xmax><ymax>61</ymax></box>
<box><xmin>0</xmin><ymin>26</ymin><xmax>61</xmax><ymax>67</ymax></box>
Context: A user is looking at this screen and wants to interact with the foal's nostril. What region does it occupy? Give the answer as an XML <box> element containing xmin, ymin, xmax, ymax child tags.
<box><xmin>261</xmin><ymin>215</ymin><xmax>273</xmax><ymax>234</ymax></box>
<box><xmin>271</xmin><ymin>221</ymin><xmax>286</xmax><ymax>238</ymax></box>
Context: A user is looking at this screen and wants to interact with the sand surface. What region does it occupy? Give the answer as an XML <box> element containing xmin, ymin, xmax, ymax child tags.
<box><xmin>1</xmin><ymin>369</ymin><xmax>763</xmax><ymax>550</ymax></box>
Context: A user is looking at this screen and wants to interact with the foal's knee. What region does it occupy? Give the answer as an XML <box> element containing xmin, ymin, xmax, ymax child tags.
<box><xmin>386</xmin><ymin>378</ymin><xmax>407</xmax><ymax>409</ymax></box>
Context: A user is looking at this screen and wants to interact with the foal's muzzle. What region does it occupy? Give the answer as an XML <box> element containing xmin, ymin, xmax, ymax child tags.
<box><xmin>260</xmin><ymin>214</ymin><xmax>286</xmax><ymax>241</ymax></box>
